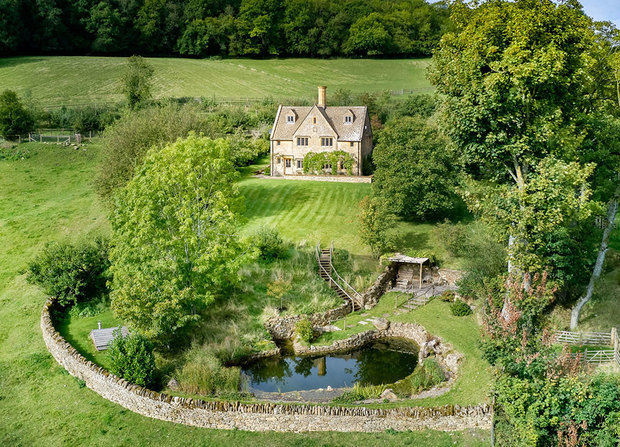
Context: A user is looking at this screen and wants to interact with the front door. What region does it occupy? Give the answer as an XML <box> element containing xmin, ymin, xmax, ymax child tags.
<box><xmin>284</xmin><ymin>158</ymin><xmax>292</xmax><ymax>175</ymax></box>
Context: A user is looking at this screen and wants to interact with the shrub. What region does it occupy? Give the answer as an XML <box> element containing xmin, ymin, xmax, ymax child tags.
<box><xmin>294</xmin><ymin>318</ymin><xmax>314</xmax><ymax>343</ymax></box>
<box><xmin>332</xmin><ymin>383</ymin><xmax>387</xmax><ymax>403</ymax></box>
<box><xmin>107</xmin><ymin>330</ymin><xmax>156</xmax><ymax>387</ymax></box>
<box><xmin>438</xmin><ymin>290</ymin><xmax>455</xmax><ymax>302</ymax></box>
<box><xmin>251</xmin><ymin>226</ymin><xmax>287</xmax><ymax>261</ymax></box>
<box><xmin>0</xmin><ymin>90</ymin><xmax>34</xmax><ymax>140</ymax></box>
<box><xmin>393</xmin><ymin>358</ymin><xmax>445</xmax><ymax>396</ymax></box>
<box><xmin>450</xmin><ymin>299</ymin><xmax>472</xmax><ymax>316</ymax></box>
<box><xmin>409</xmin><ymin>359</ymin><xmax>445</xmax><ymax>392</ymax></box>
<box><xmin>175</xmin><ymin>350</ymin><xmax>241</xmax><ymax>396</ymax></box>
<box><xmin>27</xmin><ymin>237</ymin><xmax>110</xmax><ymax>306</ymax></box>
<box><xmin>435</xmin><ymin>220</ymin><xmax>470</xmax><ymax>257</ymax></box>
<box><xmin>0</xmin><ymin>145</ymin><xmax>34</xmax><ymax>161</ymax></box>
<box><xmin>67</xmin><ymin>296</ymin><xmax>108</xmax><ymax>318</ymax></box>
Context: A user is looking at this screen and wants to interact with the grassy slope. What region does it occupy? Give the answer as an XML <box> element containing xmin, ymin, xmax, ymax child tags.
<box><xmin>0</xmin><ymin>57</ymin><xmax>432</xmax><ymax>107</ymax></box>
<box><xmin>0</xmin><ymin>144</ymin><xmax>488</xmax><ymax>446</ymax></box>
<box><xmin>569</xmin><ymin>218</ymin><xmax>620</xmax><ymax>331</ymax></box>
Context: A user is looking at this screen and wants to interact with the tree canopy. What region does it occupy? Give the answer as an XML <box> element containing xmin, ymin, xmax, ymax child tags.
<box><xmin>0</xmin><ymin>90</ymin><xmax>34</xmax><ymax>140</ymax></box>
<box><xmin>430</xmin><ymin>0</ymin><xmax>615</xmax><ymax>279</ymax></box>
<box><xmin>109</xmin><ymin>135</ymin><xmax>244</xmax><ymax>344</ymax></box>
<box><xmin>0</xmin><ymin>0</ymin><xmax>451</xmax><ymax>58</ymax></box>
<box><xmin>372</xmin><ymin>116</ymin><xmax>460</xmax><ymax>221</ymax></box>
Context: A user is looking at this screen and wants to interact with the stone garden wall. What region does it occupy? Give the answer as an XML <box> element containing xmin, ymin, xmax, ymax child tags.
<box><xmin>265</xmin><ymin>264</ymin><xmax>398</xmax><ymax>340</ymax></box>
<box><xmin>265</xmin><ymin>174</ymin><xmax>372</xmax><ymax>183</ymax></box>
<box><xmin>41</xmin><ymin>299</ymin><xmax>491</xmax><ymax>432</ymax></box>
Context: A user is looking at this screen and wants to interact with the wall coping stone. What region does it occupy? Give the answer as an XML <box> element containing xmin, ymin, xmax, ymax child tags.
<box><xmin>41</xmin><ymin>298</ymin><xmax>491</xmax><ymax>432</ymax></box>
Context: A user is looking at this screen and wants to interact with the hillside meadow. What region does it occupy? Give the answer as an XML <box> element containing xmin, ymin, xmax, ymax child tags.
<box><xmin>0</xmin><ymin>57</ymin><xmax>432</xmax><ymax>108</ymax></box>
<box><xmin>0</xmin><ymin>143</ymin><xmax>489</xmax><ymax>446</ymax></box>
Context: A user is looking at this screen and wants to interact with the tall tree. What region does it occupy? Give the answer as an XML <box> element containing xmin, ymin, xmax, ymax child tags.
<box><xmin>0</xmin><ymin>90</ymin><xmax>34</xmax><ymax>140</ymax></box>
<box><xmin>372</xmin><ymin>116</ymin><xmax>460</xmax><ymax>221</ymax></box>
<box><xmin>429</xmin><ymin>0</ymin><xmax>610</xmax><ymax>314</ymax></box>
<box><xmin>109</xmin><ymin>135</ymin><xmax>244</xmax><ymax>344</ymax></box>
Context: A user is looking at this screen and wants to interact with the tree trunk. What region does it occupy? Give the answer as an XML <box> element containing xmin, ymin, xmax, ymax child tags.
<box><xmin>570</xmin><ymin>190</ymin><xmax>619</xmax><ymax>329</ymax></box>
<box><xmin>501</xmin><ymin>235</ymin><xmax>516</xmax><ymax>320</ymax></box>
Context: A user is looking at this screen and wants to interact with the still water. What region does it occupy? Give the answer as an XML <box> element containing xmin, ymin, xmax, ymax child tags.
<box><xmin>242</xmin><ymin>338</ymin><xmax>418</xmax><ymax>392</ymax></box>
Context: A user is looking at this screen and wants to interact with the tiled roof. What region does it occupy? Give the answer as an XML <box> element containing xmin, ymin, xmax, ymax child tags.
<box><xmin>271</xmin><ymin>105</ymin><xmax>368</xmax><ymax>141</ymax></box>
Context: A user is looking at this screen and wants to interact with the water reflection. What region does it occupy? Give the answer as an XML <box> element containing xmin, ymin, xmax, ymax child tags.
<box><xmin>242</xmin><ymin>339</ymin><xmax>418</xmax><ymax>392</ymax></box>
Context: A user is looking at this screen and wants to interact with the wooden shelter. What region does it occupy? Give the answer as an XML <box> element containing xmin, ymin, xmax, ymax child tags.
<box><xmin>388</xmin><ymin>254</ymin><xmax>430</xmax><ymax>289</ymax></box>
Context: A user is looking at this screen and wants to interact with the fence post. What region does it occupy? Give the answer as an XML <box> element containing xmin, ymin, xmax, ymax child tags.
<box><xmin>612</xmin><ymin>328</ymin><xmax>619</xmax><ymax>371</ymax></box>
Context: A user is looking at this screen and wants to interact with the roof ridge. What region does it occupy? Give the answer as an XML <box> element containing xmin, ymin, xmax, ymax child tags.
<box><xmin>314</xmin><ymin>105</ymin><xmax>339</xmax><ymax>138</ymax></box>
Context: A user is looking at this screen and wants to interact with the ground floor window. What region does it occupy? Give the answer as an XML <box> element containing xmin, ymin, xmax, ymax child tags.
<box><xmin>296</xmin><ymin>160</ymin><xmax>303</xmax><ymax>169</ymax></box>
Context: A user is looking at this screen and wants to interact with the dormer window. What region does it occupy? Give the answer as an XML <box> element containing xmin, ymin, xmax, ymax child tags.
<box><xmin>286</xmin><ymin>114</ymin><xmax>295</xmax><ymax>123</ymax></box>
<box><xmin>344</xmin><ymin>110</ymin><xmax>354</xmax><ymax>124</ymax></box>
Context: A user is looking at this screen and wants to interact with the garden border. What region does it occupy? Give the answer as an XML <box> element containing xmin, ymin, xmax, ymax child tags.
<box><xmin>41</xmin><ymin>298</ymin><xmax>491</xmax><ymax>432</ymax></box>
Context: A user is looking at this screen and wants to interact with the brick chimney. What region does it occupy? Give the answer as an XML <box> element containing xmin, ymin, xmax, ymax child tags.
<box><xmin>318</xmin><ymin>86</ymin><xmax>326</xmax><ymax>107</ymax></box>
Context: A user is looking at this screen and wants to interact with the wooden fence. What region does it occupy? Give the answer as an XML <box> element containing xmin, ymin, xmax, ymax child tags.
<box><xmin>21</xmin><ymin>130</ymin><xmax>97</xmax><ymax>145</ymax></box>
<box><xmin>554</xmin><ymin>328</ymin><xmax>619</xmax><ymax>369</ymax></box>
<box><xmin>554</xmin><ymin>330</ymin><xmax>612</xmax><ymax>345</ymax></box>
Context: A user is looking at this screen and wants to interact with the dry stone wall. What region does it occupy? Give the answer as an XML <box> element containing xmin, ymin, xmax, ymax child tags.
<box><xmin>41</xmin><ymin>299</ymin><xmax>491</xmax><ymax>432</ymax></box>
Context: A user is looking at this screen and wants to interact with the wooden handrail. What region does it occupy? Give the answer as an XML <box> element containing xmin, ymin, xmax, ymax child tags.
<box><xmin>316</xmin><ymin>242</ymin><xmax>363</xmax><ymax>309</ymax></box>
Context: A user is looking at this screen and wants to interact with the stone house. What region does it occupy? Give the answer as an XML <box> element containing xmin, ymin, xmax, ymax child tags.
<box><xmin>269</xmin><ymin>86</ymin><xmax>372</xmax><ymax>176</ymax></box>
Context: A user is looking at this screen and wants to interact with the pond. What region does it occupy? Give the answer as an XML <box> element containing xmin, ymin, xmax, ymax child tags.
<box><xmin>241</xmin><ymin>338</ymin><xmax>418</xmax><ymax>393</ymax></box>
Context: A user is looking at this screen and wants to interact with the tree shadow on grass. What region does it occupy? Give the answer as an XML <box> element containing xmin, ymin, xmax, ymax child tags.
<box><xmin>393</xmin><ymin>229</ymin><xmax>431</xmax><ymax>252</ymax></box>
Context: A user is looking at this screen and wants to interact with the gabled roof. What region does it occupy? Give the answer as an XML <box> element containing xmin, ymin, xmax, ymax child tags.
<box><xmin>271</xmin><ymin>105</ymin><xmax>369</xmax><ymax>142</ymax></box>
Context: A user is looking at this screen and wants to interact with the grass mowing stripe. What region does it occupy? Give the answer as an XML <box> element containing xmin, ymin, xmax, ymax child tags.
<box><xmin>0</xmin><ymin>56</ymin><xmax>433</xmax><ymax>107</ymax></box>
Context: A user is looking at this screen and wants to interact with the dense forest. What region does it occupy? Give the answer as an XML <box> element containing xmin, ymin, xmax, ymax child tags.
<box><xmin>0</xmin><ymin>0</ymin><xmax>452</xmax><ymax>57</ymax></box>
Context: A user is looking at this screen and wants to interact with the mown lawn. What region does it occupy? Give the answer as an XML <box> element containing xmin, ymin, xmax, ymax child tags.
<box><xmin>0</xmin><ymin>56</ymin><xmax>432</xmax><ymax>107</ymax></box>
<box><xmin>0</xmin><ymin>144</ymin><xmax>489</xmax><ymax>446</ymax></box>
<box><xmin>315</xmin><ymin>297</ymin><xmax>492</xmax><ymax>408</ymax></box>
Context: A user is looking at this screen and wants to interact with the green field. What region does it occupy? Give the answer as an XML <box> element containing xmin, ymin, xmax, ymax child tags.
<box><xmin>0</xmin><ymin>56</ymin><xmax>433</xmax><ymax>108</ymax></box>
<box><xmin>0</xmin><ymin>143</ymin><xmax>488</xmax><ymax>446</ymax></box>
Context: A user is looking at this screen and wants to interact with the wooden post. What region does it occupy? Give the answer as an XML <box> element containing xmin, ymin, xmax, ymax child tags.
<box><xmin>39</xmin><ymin>134</ymin><xmax>42</xmax><ymax>143</ymax></box>
<box><xmin>612</xmin><ymin>328</ymin><xmax>619</xmax><ymax>371</ymax></box>
<box><xmin>419</xmin><ymin>262</ymin><xmax>423</xmax><ymax>289</ymax></box>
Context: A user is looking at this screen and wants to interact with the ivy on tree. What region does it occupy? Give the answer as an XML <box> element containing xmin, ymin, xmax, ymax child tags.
<box><xmin>109</xmin><ymin>134</ymin><xmax>244</xmax><ymax>344</ymax></box>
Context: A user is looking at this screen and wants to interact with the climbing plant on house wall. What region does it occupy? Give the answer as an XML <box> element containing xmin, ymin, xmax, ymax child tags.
<box><xmin>303</xmin><ymin>151</ymin><xmax>354</xmax><ymax>175</ymax></box>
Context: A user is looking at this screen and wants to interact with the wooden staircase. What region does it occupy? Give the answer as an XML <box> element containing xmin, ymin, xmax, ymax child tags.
<box><xmin>316</xmin><ymin>242</ymin><xmax>363</xmax><ymax>311</ymax></box>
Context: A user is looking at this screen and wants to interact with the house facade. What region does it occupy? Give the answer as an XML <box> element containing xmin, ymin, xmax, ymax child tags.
<box><xmin>269</xmin><ymin>86</ymin><xmax>372</xmax><ymax>176</ymax></box>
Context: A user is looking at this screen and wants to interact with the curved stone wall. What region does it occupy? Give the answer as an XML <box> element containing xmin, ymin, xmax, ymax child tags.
<box><xmin>291</xmin><ymin>322</ymin><xmax>462</xmax><ymax>384</ymax></box>
<box><xmin>41</xmin><ymin>299</ymin><xmax>491</xmax><ymax>432</ymax></box>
